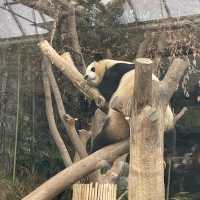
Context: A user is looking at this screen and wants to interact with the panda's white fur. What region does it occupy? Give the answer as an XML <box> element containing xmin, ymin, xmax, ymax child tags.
<box><xmin>85</xmin><ymin>56</ymin><xmax>174</xmax><ymax>151</ymax></box>
<box><xmin>105</xmin><ymin>70</ymin><xmax>174</xmax><ymax>143</ymax></box>
<box><xmin>110</xmin><ymin>70</ymin><xmax>174</xmax><ymax>131</ymax></box>
<box><xmin>85</xmin><ymin>59</ymin><xmax>133</xmax><ymax>87</ymax></box>
<box><xmin>85</xmin><ymin>57</ymin><xmax>134</xmax><ymax>102</ymax></box>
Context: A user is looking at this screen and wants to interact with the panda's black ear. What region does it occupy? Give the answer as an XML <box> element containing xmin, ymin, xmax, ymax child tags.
<box><xmin>94</xmin><ymin>53</ymin><xmax>104</xmax><ymax>61</ymax></box>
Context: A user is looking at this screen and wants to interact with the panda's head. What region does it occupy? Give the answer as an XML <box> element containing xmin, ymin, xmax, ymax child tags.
<box><xmin>84</xmin><ymin>53</ymin><xmax>107</xmax><ymax>87</ymax></box>
<box><xmin>84</xmin><ymin>53</ymin><xmax>134</xmax><ymax>87</ymax></box>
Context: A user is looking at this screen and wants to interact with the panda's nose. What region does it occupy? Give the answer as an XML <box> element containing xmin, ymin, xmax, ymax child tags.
<box><xmin>84</xmin><ymin>75</ymin><xmax>88</xmax><ymax>80</ymax></box>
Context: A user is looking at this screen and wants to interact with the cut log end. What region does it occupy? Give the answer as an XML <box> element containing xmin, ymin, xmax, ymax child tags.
<box><xmin>63</xmin><ymin>114</ymin><xmax>78</xmax><ymax>127</ymax></box>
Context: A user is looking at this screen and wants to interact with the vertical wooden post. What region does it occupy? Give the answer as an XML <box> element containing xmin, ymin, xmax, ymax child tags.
<box><xmin>128</xmin><ymin>58</ymin><xmax>165</xmax><ymax>200</ymax></box>
<box><xmin>72</xmin><ymin>183</ymin><xmax>117</xmax><ymax>200</ymax></box>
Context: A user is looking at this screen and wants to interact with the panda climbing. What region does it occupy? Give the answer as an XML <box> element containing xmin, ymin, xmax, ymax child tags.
<box><xmin>84</xmin><ymin>53</ymin><xmax>134</xmax><ymax>102</ymax></box>
<box><xmin>84</xmin><ymin>53</ymin><xmax>174</xmax><ymax>152</ymax></box>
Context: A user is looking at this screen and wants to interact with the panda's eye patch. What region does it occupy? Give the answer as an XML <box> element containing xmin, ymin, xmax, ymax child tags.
<box><xmin>91</xmin><ymin>67</ymin><xmax>95</xmax><ymax>72</ymax></box>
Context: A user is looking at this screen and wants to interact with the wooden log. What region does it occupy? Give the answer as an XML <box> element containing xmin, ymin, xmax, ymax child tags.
<box><xmin>67</xmin><ymin>4</ymin><xmax>86</xmax><ymax>73</ymax></box>
<box><xmin>98</xmin><ymin>154</ymin><xmax>128</xmax><ymax>184</ymax></box>
<box><xmin>45</xmin><ymin>56</ymin><xmax>87</xmax><ymax>158</ymax></box>
<box><xmin>73</xmin><ymin>129</ymin><xmax>91</xmax><ymax>162</ymax></box>
<box><xmin>38</xmin><ymin>41</ymin><xmax>106</xmax><ymax>108</ymax></box>
<box><xmin>136</xmin><ymin>33</ymin><xmax>152</xmax><ymax>58</ymax></box>
<box><xmin>129</xmin><ymin>57</ymin><xmax>165</xmax><ymax>200</ymax></box>
<box><xmin>22</xmin><ymin>140</ymin><xmax>129</xmax><ymax>200</ymax></box>
<box><xmin>160</xmin><ymin>58</ymin><xmax>189</xmax><ymax>108</ymax></box>
<box><xmin>42</xmin><ymin>57</ymin><xmax>72</xmax><ymax>167</ymax></box>
<box><xmin>133</xmin><ymin>58</ymin><xmax>153</xmax><ymax>111</ymax></box>
<box><xmin>128</xmin><ymin>57</ymin><xmax>189</xmax><ymax>200</ymax></box>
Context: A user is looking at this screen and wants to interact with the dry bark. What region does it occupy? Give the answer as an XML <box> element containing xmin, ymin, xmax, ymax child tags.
<box><xmin>22</xmin><ymin>140</ymin><xmax>129</xmax><ymax>200</ymax></box>
<box><xmin>128</xmin><ymin>57</ymin><xmax>189</xmax><ymax>200</ymax></box>
<box><xmin>99</xmin><ymin>154</ymin><xmax>128</xmax><ymax>184</ymax></box>
<box><xmin>67</xmin><ymin>5</ymin><xmax>86</xmax><ymax>73</ymax></box>
<box><xmin>153</xmin><ymin>32</ymin><xmax>168</xmax><ymax>76</ymax></box>
<box><xmin>46</xmin><ymin>62</ymin><xmax>88</xmax><ymax>158</ymax></box>
<box><xmin>42</xmin><ymin>57</ymin><xmax>72</xmax><ymax>167</ymax></box>
<box><xmin>63</xmin><ymin>114</ymin><xmax>88</xmax><ymax>158</ymax></box>
<box><xmin>38</xmin><ymin>41</ymin><xmax>106</xmax><ymax>109</ymax></box>
<box><xmin>174</xmin><ymin>107</ymin><xmax>188</xmax><ymax>124</ymax></box>
<box><xmin>136</xmin><ymin>32</ymin><xmax>152</xmax><ymax>58</ymax></box>
<box><xmin>73</xmin><ymin>129</ymin><xmax>91</xmax><ymax>162</ymax></box>
<box><xmin>129</xmin><ymin>58</ymin><xmax>164</xmax><ymax>200</ymax></box>
<box><xmin>160</xmin><ymin>58</ymin><xmax>189</xmax><ymax>108</ymax></box>
<box><xmin>90</xmin><ymin>109</ymin><xmax>107</xmax><ymax>140</ymax></box>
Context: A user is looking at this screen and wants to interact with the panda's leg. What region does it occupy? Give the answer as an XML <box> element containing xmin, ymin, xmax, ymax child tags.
<box><xmin>91</xmin><ymin>118</ymin><xmax>115</xmax><ymax>153</ymax></box>
<box><xmin>91</xmin><ymin>133</ymin><xmax>114</xmax><ymax>153</ymax></box>
<box><xmin>164</xmin><ymin>128</ymin><xmax>176</xmax><ymax>157</ymax></box>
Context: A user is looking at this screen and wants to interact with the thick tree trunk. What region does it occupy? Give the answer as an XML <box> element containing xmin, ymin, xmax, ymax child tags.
<box><xmin>129</xmin><ymin>58</ymin><xmax>165</xmax><ymax>200</ymax></box>
<box><xmin>128</xmin><ymin>57</ymin><xmax>189</xmax><ymax>200</ymax></box>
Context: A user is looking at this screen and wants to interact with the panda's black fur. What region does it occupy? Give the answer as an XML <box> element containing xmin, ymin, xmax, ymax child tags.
<box><xmin>98</xmin><ymin>62</ymin><xmax>134</xmax><ymax>102</ymax></box>
<box><xmin>84</xmin><ymin>54</ymin><xmax>134</xmax><ymax>152</ymax></box>
<box><xmin>91</xmin><ymin>110</ymin><xmax>130</xmax><ymax>152</ymax></box>
<box><xmin>85</xmin><ymin>53</ymin><xmax>134</xmax><ymax>116</ymax></box>
<box><xmin>91</xmin><ymin>53</ymin><xmax>135</xmax><ymax>102</ymax></box>
<box><xmin>85</xmin><ymin>54</ymin><xmax>174</xmax><ymax>153</ymax></box>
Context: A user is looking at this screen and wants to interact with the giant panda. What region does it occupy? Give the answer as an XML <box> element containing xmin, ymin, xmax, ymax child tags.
<box><xmin>85</xmin><ymin>54</ymin><xmax>174</xmax><ymax>152</ymax></box>
<box><xmin>84</xmin><ymin>53</ymin><xmax>135</xmax><ymax>102</ymax></box>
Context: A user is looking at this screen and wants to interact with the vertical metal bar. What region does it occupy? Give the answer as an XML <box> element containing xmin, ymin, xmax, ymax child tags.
<box><xmin>5</xmin><ymin>0</ymin><xmax>26</xmax><ymax>36</ymax></box>
<box><xmin>12</xmin><ymin>49</ymin><xmax>21</xmax><ymax>183</ymax></box>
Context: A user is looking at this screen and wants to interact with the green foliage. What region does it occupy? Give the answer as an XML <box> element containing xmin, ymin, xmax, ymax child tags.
<box><xmin>77</xmin><ymin>1</ymin><xmax>138</xmax><ymax>62</ymax></box>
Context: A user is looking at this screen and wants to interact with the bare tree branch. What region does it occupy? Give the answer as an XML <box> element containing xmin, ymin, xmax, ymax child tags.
<box><xmin>100</xmin><ymin>154</ymin><xmax>128</xmax><ymax>184</ymax></box>
<box><xmin>42</xmin><ymin>57</ymin><xmax>72</xmax><ymax>167</ymax></box>
<box><xmin>46</xmin><ymin>60</ymin><xmax>88</xmax><ymax>158</ymax></box>
<box><xmin>67</xmin><ymin>4</ymin><xmax>86</xmax><ymax>73</ymax></box>
<box><xmin>174</xmin><ymin>107</ymin><xmax>188</xmax><ymax>125</ymax></box>
<box><xmin>136</xmin><ymin>32</ymin><xmax>152</xmax><ymax>58</ymax></box>
<box><xmin>73</xmin><ymin>129</ymin><xmax>91</xmax><ymax>162</ymax></box>
<box><xmin>160</xmin><ymin>58</ymin><xmax>189</xmax><ymax>107</ymax></box>
<box><xmin>22</xmin><ymin>140</ymin><xmax>129</xmax><ymax>200</ymax></box>
<box><xmin>38</xmin><ymin>40</ymin><xmax>106</xmax><ymax>108</ymax></box>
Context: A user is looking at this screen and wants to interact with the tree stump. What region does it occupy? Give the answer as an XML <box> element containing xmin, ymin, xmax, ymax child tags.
<box><xmin>129</xmin><ymin>58</ymin><xmax>164</xmax><ymax>200</ymax></box>
<box><xmin>72</xmin><ymin>183</ymin><xmax>117</xmax><ymax>200</ymax></box>
<box><xmin>128</xmin><ymin>57</ymin><xmax>189</xmax><ymax>200</ymax></box>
